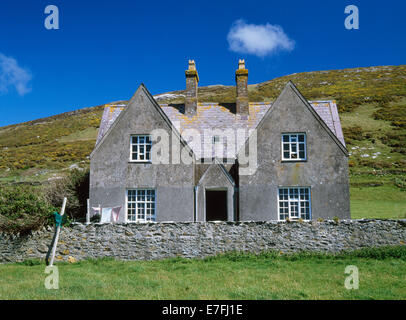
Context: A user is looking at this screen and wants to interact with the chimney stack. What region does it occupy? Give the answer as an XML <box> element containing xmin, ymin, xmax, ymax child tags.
<box><xmin>185</xmin><ymin>60</ymin><xmax>199</xmax><ymax>115</ymax></box>
<box><xmin>235</xmin><ymin>59</ymin><xmax>249</xmax><ymax>116</ymax></box>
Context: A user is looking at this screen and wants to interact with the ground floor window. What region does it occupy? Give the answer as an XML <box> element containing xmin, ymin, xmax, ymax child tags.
<box><xmin>278</xmin><ymin>187</ymin><xmax>311</xmax><ymax>220</ymax></box>
<box><xmin>127</xmin><ymin>189</ymin><xmax>156</xmax><ymax>222</ymax></box>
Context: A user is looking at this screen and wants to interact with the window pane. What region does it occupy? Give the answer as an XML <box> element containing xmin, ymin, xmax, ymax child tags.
<box><xmin>278</xmin><ymin>187</ymin><xmax>311</xmax><ymax>221</ymax></box>
<box><xmin>128</xmin><ymin>189</ymin><xmax>155</xmax><ymax>222</ymax></box>
<box><xmin>282</xmin><ymin>134</ymin><xmax>306</xmax><ymax>161</ymax></box>
<box><xmin>131</xmin><ymin>135</ymin><xmax>152</xmax><ymax>161</ymax></box>
<box><xmin>290</xmin><ymin>202</ymin><xmax>299</xmax><ymax>217</ymax></box>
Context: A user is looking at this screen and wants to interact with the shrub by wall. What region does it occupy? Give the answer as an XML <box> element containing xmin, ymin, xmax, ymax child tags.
<box><xmin>0</xmin><ymin>186</ymin><xmax>55</xmax><ymax>235</ymax></box>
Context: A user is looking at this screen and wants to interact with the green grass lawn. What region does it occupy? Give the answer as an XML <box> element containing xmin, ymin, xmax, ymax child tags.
<box><xmin>1</xmin><ymin>247</ymin><xmax>405</xmax><ymax>300</ymax></box>
<box><xmin>350</xmin><ymin>185</ymin><xmax>406</xmax><ymax>219</ymax></box>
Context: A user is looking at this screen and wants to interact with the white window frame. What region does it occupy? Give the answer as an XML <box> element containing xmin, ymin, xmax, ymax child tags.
<box><xmin>281</xmin><ymin>133</ymin><xmax>307</xmax><ymax>161</ymax></box>
<box><xmin>130</xmin><ymin>135</ymin><xmax>152</xmax><ymax>162</ymax></box>
<box><xmin>126</xmin><ymin>189</ymin><xmax>156</xmax><ymax>222</ymax></box>
<box><xmin>278</xmin><ymin>187</ymin><xmax>311</xmax><ymax>221</ymax></box>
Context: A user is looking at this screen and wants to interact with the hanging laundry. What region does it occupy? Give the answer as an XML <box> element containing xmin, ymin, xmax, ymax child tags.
<box><xmin>111</xmin><ymin>206</ymin><xmax>122</xmax><ymax>222</ymax></box>
<box><xmin>117</xmin><ymin>206</ymin><xmax>127</xmax><ymax>223</ymax></box>
<box><xmin>101</xmin><ymin>207</ymin><xmax>112</xmax><ymax>223</ymax></box>
<box><xmin>91</xmin><ymin>207</ymin><xmax>101</xmax><ymax>218</ymax></box>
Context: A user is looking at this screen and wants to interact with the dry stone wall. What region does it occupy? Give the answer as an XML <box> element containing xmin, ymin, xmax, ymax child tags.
<box><xmin>1</xmin><ymin>220</ymin><xmax>405</xmax><ymax>263</ymax></box>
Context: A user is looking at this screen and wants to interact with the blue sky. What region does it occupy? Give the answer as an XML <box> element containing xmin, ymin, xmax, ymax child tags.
<box><xmin>0</xmin><ymin>0</ymin><xmax>405</xmax><ymax>126</ymax></box>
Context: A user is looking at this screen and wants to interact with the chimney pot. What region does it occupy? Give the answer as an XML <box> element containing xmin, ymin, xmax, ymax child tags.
<box><xmin>188</xmin><ymin>60</ymin><xmax>196</xmax><ymax>71</ymax></box>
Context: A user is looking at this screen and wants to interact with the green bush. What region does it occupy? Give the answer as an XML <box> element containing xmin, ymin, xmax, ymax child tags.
<box><xmin>0</xmin><ymin>186</ymin><xmax>56</xmax><ymax>234</ymax></box>
<box><xmin>43</xmin><ymin>168</ymin><xmax>89</xmax><ymax>221</ymax></box>
<box><xmin>373</xmin><ymin>103</ymin><xmax>406</xmax><ymax>128</ymax></box>
<box><xmin>342</xmin><ymin>126</ymin><xmax>364</xmax><ymax>144</ymax></box>
<box><xmin>0</xmin><ymin>169</ymin><xmax>89</xmax><ymax>233</ymax></box>
<box><xmin>394</xmin><ymin>176</ymin><xmax>406</xmax><ymax>191</ymax></box>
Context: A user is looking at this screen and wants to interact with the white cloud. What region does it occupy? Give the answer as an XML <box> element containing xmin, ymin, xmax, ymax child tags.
<box><xmin>0</xmin><ymin>53</ymin><xmax>32</xmax><ymax>96</ymax></box>
<box><xmin>227</xmin><ymin>19</ymin><xmax>295</xmax><ymax>57</ymax></box>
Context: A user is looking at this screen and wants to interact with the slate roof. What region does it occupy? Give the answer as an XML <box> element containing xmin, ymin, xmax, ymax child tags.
<box><xmin>95</xmin><ymin>104</ymin><xmax>126</xmax><ymax>145</ymax></box>
<box><xmin>309</xmin><ymin>100</ymin><xmax>345</xmax><ymax>148</ymax></box>
<box><xmin>95</xmin><ymin>100</ymin><xmax>345</xmax><ymax>159</ymax></box>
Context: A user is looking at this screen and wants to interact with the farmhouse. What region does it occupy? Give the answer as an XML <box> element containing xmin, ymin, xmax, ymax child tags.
<box><xmin>89</xmin><ymin>60</ymin><xmax>350</xmax><ymax>222</ymax></box>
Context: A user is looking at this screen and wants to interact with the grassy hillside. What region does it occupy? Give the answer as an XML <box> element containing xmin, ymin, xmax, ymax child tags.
<box><xmin>0</xmin><ymin>106</ymin><xmax>103</xmax><ymax>182</ymax></box>
<box><xmin>0</xmin><ymin>65</ymin><xmax>405</xmax><ymax>218</ymax></box>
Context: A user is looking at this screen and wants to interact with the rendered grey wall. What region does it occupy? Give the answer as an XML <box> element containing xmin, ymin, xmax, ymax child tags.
<box><xmin>90</xmin><ymin>87</ymin><xmax>195</xmax><ymax>222</ymax></box>
<box><xmin>239</xmin><ymin>84</ymin><xmax>350</xmax><ymax>221</ymax></box>
<box><xmin>1</xmin><ymin>220</ymin><xmax>405</xmax><ymax>263</ymax></box>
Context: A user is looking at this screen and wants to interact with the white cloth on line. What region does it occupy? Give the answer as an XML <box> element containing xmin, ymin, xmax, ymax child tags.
<box><xmin>100</xmin><ymin>207</ymin><xmax>112</xmax><ymax>223</ymax></box>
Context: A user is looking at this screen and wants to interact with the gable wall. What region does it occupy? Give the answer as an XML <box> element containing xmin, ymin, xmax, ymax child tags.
<box><xmin>239</xmin><ymin>85</ymin><xmax>350</xmax><ymax>221</ymax></box>
<box><xmin>90</xmin><ymin>88</ymin><xmax>195</xmax><ymax>222</ymax></box>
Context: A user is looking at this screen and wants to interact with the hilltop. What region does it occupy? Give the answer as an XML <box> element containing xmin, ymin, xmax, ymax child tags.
<box><xmin>0</xmin><ymin>65</ymin><xmax>405</xmax><ymax>189</ymax></box>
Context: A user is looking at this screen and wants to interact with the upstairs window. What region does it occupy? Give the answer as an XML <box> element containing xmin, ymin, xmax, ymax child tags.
<box><xmin>130</xmin><ymin>135</ymin><xmax>152</xmax><ymax>162</ymax></box>
<box><xmin>282</xmin><ymin>133</ymin><xmax>306</xmax><ymax>161</ymax></box>
<box><xmin>278</xmin><ymin>187</ymin><xmax>311</xmax><ymax>221</ymax></box>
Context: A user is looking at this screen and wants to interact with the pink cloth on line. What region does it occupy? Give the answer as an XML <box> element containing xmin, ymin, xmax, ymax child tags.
<box><xmin>111</xmin><ymin>206</ymin><xmax>122</xmax><ymax>222</ymax></box>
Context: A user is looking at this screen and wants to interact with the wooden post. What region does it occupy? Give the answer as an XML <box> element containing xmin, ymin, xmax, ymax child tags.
<box><xmin>49</xmin><ymin>197</ymin><xmax>67</xmax><ymax>267</ymax></box>
<box><xmin>86</xmin><ymin>199</ymin><xmax>90</xmax><ymax>225</ymax></box>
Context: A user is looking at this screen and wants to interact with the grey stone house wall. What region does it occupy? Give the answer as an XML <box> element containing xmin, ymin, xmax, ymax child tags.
<box><xmin>90</xmin><ymin>81</ymin><xmax>350</xmax><ymax>222</ymax></box>
<box><xmin>238</xmin><ymin>83</ymin><xmax>350</xmax><ymax>221</ymax></box>
<box><xmin>90</xmin><ymin>86</ymin><xmax>195</xmax><ymax>222</ymax></box>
